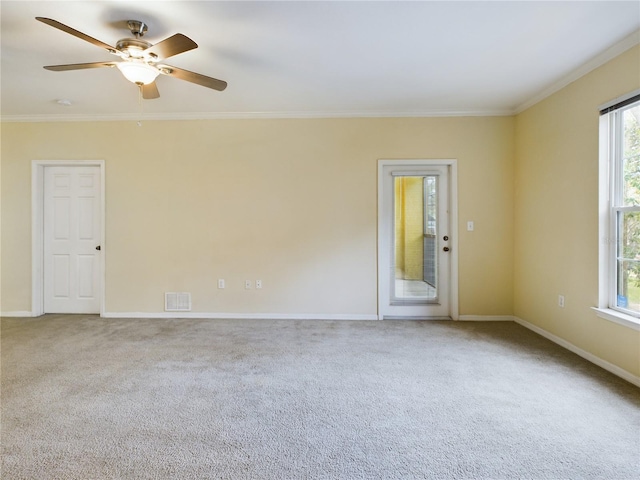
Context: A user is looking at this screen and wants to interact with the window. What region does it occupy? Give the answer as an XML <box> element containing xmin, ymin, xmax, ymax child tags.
<box><xmin>599</xmin><ymin>92</ymin><xmax>640</xmax><ymax>325</ymax></box>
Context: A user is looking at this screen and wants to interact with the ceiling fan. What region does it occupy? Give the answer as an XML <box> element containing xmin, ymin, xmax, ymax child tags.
<box><xmin>36</xmin><ymin>17</ymin><xmax>227</xmax><ymax>99</ymax></box>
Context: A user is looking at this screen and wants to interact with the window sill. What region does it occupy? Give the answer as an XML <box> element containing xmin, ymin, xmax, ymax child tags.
<box><xmin>592</xmin><ymin>307</ymin><xmax>640</xmax><ymax>331</ymax></box>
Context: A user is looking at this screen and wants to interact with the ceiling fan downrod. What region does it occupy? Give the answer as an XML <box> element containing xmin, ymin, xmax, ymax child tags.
<box><xmin>127</xmin><ymin>20</ymin><xmax>147</xmax><ymax>38</ymax></box>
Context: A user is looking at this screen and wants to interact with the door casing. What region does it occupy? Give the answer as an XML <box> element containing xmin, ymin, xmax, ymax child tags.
<box><xmin>32</xmin><ymin>160</ymin><xmax>106</xmax><ymax>316</ymax></box>
<box><xmin>377</xmin><ymin>159</ymin><xmax>459</xmax><ymax>320</ymax></box>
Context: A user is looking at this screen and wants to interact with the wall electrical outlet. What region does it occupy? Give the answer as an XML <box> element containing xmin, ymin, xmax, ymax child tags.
<box><xmin>558</xmin><ymin>295</ymin><xmax>565</xmax><ymax>308</ymax></box>
<box><xmin>245</xmin><ymin>280</ymin><xmax>252</xmax><ymax>289</ymax></box>
<box><xmin>218</xmin><ymin>279</ymin><xmax>225</xmax><ymax>289</ymax></box>
<box><xmin>256</xmin><ymin>280</ymin><xmax>262</xmax><ymax>289</ymax></box>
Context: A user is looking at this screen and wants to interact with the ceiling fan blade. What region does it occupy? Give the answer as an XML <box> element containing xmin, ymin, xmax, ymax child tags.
<box><xmin>36</xmin><ymin>17</ymin><xmax>117</xmax><ymax>53</ymax></box>
<box><xmin>44</xmin><ymin>61</ymin><xmax>118</xmax><ymax>71</ymax></box>
<box><xmin>141</xmin><ymin>82</ymin><xmax>160</xmax><ymax>99</ymax></box>
<box><xmin>144</xmin><ymin>34</ymin><xmax>197</xmax><ymax>61</ymax></box>
<box><xmin>159</xmin><ymin>65</ymin><xmax>227</xmax><ymax>91</ymax></box>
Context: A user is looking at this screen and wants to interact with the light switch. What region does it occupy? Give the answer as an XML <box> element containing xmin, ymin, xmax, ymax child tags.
<box><xmin>467</xmin><ymin>221</ymin><xmax>474</xmax><ymax>231</ymax></box>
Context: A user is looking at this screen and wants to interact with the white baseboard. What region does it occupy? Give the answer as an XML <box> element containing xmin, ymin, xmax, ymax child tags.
<box><xmin>102</xmin><ymin>312</ymin><xmax>379</xmax><ymax>321</ymax></box>
<box><xmin>1</xmin><ymin>310</ymin><xmax>378</xmax><ymax>321</ymax></box>
<box><xmin>513</xmin><ymin>316</ymin><xmax>640</xmax><ymax>388</ymax></box>
<box><xmin>458</xmin><ymin>315</ymin><xmax>515</xmax><ymax>321</ymax></box>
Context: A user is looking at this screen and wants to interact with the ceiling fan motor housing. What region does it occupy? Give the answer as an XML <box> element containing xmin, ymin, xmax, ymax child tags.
<box><xmin>116</xmin><ymin>38</ymin><xmax>154</xmax><ymax>60</ymax></box>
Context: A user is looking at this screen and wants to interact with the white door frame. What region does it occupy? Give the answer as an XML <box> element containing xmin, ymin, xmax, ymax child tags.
<box><xmin>377</xmin><ymin>159</ymin><xmax>459</xmax><ymax>320</ymax></box>
<box><xmin>32</xmin><ymin>160</ymin><xmax>106</xmax><ymax>316</ymax></box>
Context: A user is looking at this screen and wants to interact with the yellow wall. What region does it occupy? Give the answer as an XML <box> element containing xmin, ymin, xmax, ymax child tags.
<box><xmin>394</xmin><ymin>178</ymin><xmax>406</xmax><ymax>276</ymax></box>
<box><xmin>3</xmin><ymin>46</ymin><xmax>637</xmax><ymax>377</ymax></box>
<box><xmin>0</xmin><ymin>117</ymin><xmax>515</xmax><ymax>316</ymax></box>
<box><xmin>394</xmin><ymin>177</ymin><xmax>424</xmax><ymax>280</ymax></box>
<box><xmin>514</xmin><ymin>45</ymin><xmax>640</xmax><ymax>376</ymax></box>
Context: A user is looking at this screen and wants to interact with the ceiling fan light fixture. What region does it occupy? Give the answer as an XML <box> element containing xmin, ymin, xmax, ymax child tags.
<box><xmin>116</xmin><ymin>61</ymin><xmax>159</xmax><ymax>85</ymax></box>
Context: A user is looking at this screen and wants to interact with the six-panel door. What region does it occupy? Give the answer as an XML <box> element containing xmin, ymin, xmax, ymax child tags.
<box><xmin>43</xmin><ymin>166</ymin><xmax>101</xmax><ymax>313</ymax></box>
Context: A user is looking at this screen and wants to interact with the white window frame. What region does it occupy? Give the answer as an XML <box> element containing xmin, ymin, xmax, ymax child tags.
<box><xmin>595</xmin><ymin>91</ymin><xmax>640</xmax><ymax>330</ymax></box>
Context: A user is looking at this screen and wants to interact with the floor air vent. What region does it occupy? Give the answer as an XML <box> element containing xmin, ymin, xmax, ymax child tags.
<box><xmin>165</xmin><ymin>292</ymin><xmax>191</xmax><ymax>312</ymax></box>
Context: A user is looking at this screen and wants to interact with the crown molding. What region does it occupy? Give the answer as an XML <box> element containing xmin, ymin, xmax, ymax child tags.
<box><xmin>0</xmin><ymin>108</ymin><xmax>515</xmax><ymax>123</ymax></box>
<box><xmin>5</xmin><ymin>30</ymin><xmax>636</xmax><ymax>123</ymax></box>
<box><xmin>515</xmin><ymin>29</ymin><xmax>640</xmax><ymax>115</ymax></box>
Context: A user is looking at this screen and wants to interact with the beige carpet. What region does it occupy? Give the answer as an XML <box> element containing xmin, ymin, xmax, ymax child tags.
<box><xmin>2</xmin><ymin>315</ymin><xmax>639</xmax><ymax>479</ymax></box>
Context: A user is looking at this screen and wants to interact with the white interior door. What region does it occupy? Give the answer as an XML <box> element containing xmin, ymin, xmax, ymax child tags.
<box><xmin>44</xmin><ymin>166</ymin><xmax>101</xmax><ymax>313</ymax></box>
<box><xmin>378</xmin><ymin>161</ymin><xmax>454</xmax><ymax>319</ymax></box>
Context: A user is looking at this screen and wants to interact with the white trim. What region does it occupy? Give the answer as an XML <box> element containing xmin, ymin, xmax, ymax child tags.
<box><xmin>102</xmin><ymin>312</ymin><xmax>379</xmax><ymax>321</ymax></box>
<box><xmin>614</xmin><ymin>205</ymin><xmax>640</xmax><ymax>213</ymax></box>
<box><xmin>592</xmin><ymin>307</ymin><xmax>640</xmax><ymax>331</ymax></box>
<box><xmin>381</xmin><ymin>316</ymin><xmax>452</xmax><ymax>320</ymax></box>
<box><xmin>0</xmin><ymin>311</ymin><xmax>34</xmax><ymax>318</ymax></box>
<box><xmin>598</xmin><ymin>114</ymin><xmax>611</xmax><ymax>309</ymax></box>
<box><xmin>513</xmin><ymin>316</ymin><xmax>640</xmax><ymax>388</ymax></box>
<box><xmin>515</xmin><ymin>29</ymin><xmax>640</xmax><ymax>114</ymax></box>
<box><xmin>31</xmin><ymin>166</ymin><xmax>44</xmax><ymax>316</ymax></box>
<box><xmin>0</xmin><ymin>312</ymin><xmax>511</xmax><ymax>321</ymax></box>
<box><xmin>458</xmin><ymin>315</ymin><xmax>515</xmax><ymax>321</ymax></box>
<box><xmin>598</xmin><ymin>88</ymin><xmax>640</xmax><ymax>112</ymax></box>
<box><xmin>449</xmin><ymin>161</ymin><xmax>459</xmax><ymax>321</ymax></box>
<box><xmin>31</xmin><ymin>160</ymin><xmax>106</xmax><ymax>317</ymax></box>
<box><xmin>0</xmin><ymin>109</ymin><xmax>513</xmax><ymax>124</ymax></box>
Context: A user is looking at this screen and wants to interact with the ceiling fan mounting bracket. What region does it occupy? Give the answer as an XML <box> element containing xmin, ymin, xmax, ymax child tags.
<box><xmin>127</xmin><ymin>20</ymin><xmax>148</xmax><ymax>38</ymax></box>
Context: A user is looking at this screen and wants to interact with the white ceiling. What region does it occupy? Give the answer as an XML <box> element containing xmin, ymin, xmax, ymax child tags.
<box><xmin>1</xmin><ymin>1</ymin><xmax>639</xmax><ymax>121</ymax></box>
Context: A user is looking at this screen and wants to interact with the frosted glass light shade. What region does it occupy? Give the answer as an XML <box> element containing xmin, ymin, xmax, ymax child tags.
<box><xmin>117</xmin><ymin>62</ymin><xmax>160</xmax><ymax>85</ymax></box>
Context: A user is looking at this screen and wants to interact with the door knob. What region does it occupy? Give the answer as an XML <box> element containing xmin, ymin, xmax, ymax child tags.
<box><xmin>95</xmin><ymin>245</ymin><xmax>101</xmax><ymax>251</ymax></box>
<box><xmin>443</xmin><ymin>236</ymin><xmax>449</xmax><ymax>241</ymax></box>
<box><xmin>443</xmin><ymin>247</ymin><xmax>450</xmax><ymax>252</ymax></box>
